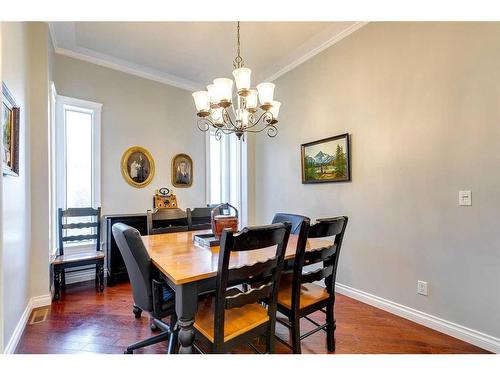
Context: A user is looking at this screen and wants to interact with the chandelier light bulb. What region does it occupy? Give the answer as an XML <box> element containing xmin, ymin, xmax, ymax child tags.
<box><xmin>245</xmin><ymin>89</ymin><xmax>258</xmax><ymax>112</ymax></box>
<box><xmin>232</xmin><ymin>67</ymin><xmax>252</xmax><ymax>95</ymax></box>
<box><xmin>257</xmin><ymin>82</ymin><xmax>275</xmax><ymax>108</ymax></box>
<box><xmin>207</xmin><ymin>84</ymin><xmax>221</xmax><ymax>105</ymax></box>
<box><xmin>213</xmin><ymin>78</ymin><xmax>233</xmax><ymax>106</ymax></box>
<box><xmin>192</xmin><ymin>91</ymin><xmax>210</xmax><ymax>115</ymax></box>
<box><xmin>269</xmin><ymin>100</ymin><xmax>281</xmax><ymax>124</ymax></box>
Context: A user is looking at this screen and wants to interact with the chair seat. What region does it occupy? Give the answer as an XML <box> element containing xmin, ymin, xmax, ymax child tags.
<box><xmin>194</xmin><ymin>294</ymin><xmax>269</xmax><ymax>343</ymax></box>
<box><xmin>277</xmin><ymin>274</ymin><xmax>330</xmax><ymax>310</ymax></box>
<box><xmin>52</xmin><ymin>250</ymin><xmax>105</xmax><ymax>265</ymax></box>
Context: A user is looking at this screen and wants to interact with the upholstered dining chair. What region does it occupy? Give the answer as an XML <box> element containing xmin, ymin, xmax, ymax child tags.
<box><xmin>112</xmin><ymin>223</ymin><xmax>178</xmax><ymax>354</ymax></box>
<box><xmin>192</xmin><ymin>222</ymin><xmax>292</xmax><ymax>353</ymax></box>
<box><xmin>275</xmin><ymin>216</ymin><xmax>348</xmax><ymax>354</ymax></box>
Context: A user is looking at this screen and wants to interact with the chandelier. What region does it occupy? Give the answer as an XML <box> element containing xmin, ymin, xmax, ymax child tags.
<box><xmin>192</xmin><ymin>22</ymin><xmax>281</xmax><ymax>140</ymax></box>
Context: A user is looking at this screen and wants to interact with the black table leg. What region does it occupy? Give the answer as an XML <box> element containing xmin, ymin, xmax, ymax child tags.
<box><xmin>175</xmin><ymin>282</ymin><xmax>198</xmax><ymax>354</ymax></box>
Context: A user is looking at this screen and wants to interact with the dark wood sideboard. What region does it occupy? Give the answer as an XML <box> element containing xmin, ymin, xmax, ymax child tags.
<box><xmin>104</xmin><ymin>213</ymin><xmax>147</xmax><ymax>285</ymax></box>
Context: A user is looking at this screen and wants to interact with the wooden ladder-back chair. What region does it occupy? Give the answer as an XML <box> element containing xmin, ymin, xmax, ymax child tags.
<box><xmin>275</xmin><ymin>216</ymin><xmax>348</xmax><ymax>353</ymax></box>
<box><xmin>193</xmin><ymin>222</ymin><xmax>292</xmax><ymax>353</ymax></box>
<box><xmin>52</xmin><ymin>207</ymin><xmax>105</xmax><ymax>301</ymax></box>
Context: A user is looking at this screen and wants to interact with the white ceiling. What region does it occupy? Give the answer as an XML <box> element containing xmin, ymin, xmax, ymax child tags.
<box><xmin>49</xmin><ymin>22</ymin><xmax>366</xmax><ymax>91</ymax></box>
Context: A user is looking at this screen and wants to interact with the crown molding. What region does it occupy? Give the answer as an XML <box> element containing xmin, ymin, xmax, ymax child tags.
<box><xmin>264</xmin><ymin>21</ymin><xmax>368</xmax><ymax>82</ymax></box>
<box><xmin>49</xmin><ymin>22</ymin><xmax>368</xmax><ymax>92</ymax></box>
<box><xmin>54</xmin><ymin>47</ymin><xmax>200</xmax><ymax>92</ymax></box>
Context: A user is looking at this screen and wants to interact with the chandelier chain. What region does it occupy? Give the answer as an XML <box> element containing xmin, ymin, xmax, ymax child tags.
<box><xmin>233</xmin><ymin>21</ymin><xmax>244</xmax><ymax>69</ymax></box>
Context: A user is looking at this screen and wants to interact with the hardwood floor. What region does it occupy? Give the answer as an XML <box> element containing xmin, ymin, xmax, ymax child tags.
<box><xmin>16</xmin><ymin>280</ymin><xmax>489</xmax><ymax>354</ymax></box>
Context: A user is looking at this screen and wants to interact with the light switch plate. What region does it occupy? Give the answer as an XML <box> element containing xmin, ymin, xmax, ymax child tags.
<box><xmin>459</xmin><ymin>190</ymin><xmax>472</xmax><ymax>206</ymax></box>
<box><xmin>417</xmin><ymin>280</ymin><xmax>428</xmax><ymax>296</ymax></box>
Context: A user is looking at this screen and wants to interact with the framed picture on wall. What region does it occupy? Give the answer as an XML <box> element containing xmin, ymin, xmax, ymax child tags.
<box><xmin>2</xmin><ymin>82</ymin><xmax>20</xmax><ymax>177</ymax></box>
<box><xmin>301</xmin><ymin>133</ymin><xmax>351</xmax><ymax>183</ymax></box>
<box><xmin>172</xmin><ymin>153</ymin><xmax>193</xmax><ymax>188</ymax></box>
<box><xmin>121</xmin><ymin>146</ymin><xmax>155</xmax><ymax>188</ymax></box>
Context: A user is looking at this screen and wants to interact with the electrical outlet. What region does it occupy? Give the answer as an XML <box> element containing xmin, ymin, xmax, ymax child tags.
<box><xmin>417</xmin><ymin>280</ymin><xmax>428</xmax><ymax>296</ymax></box>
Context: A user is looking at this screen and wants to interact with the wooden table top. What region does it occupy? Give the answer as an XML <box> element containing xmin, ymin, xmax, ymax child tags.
<box><xmin>142</xmin><ymin>230</ymin><xmax>333</xmax><ymax>285</ymax></box>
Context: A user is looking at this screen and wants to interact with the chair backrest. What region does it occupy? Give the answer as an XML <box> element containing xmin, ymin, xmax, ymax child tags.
<box><xmin>112</xmin><ymin>223</ymin><xmax>153</xmax><ymax>312</ymax></box>
<box><xmin>147</xmin><ymin>208</ymin><xmax>189</xmax><ymax>235</ymax></box>
<box><xmin>213</xmin><ymin>222</ymin><xmax>292</xmax><ymax>346</ymax></box>
<box><xmin>291</xmin><ymin>216</ymin><xmax>348</xmax><ymax>309</ymax></box>
<box><xmin>187</xmin><ymin>207</ymin><xmax>212</xmax><ymax>230</ymax></box>
<box><xmin>58</xmin><ymin>207</ymin><xmax>101</xmax><ymax>255</ymax></box>
<box><xmin>272</xmin><ymin>212</ymin><xmax>310</xmax><ymax>235</ymax></box>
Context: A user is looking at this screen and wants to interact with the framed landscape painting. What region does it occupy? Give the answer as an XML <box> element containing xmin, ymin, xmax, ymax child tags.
<box><xmin>301</xmin><ymin>133</ymin><xmax>351</xmax><ymax>183</ymax></box>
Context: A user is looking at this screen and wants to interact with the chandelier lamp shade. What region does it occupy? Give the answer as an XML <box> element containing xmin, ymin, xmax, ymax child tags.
<box><xmin>192</xmin><ymin>22</ymin><xmax>281</xmax><ymax>140</ymax></box>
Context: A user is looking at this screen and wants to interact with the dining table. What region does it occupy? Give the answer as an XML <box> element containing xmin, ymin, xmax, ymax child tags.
<box><xmin>141</xmin><ymin>229</ymin><xmax>333</xmax><ymax>354</ymax></box>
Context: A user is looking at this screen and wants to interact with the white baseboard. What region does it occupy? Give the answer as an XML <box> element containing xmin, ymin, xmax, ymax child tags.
<box><xmin>3</xmin><ymin>294</ymin><xmax>52</xmax><ymax>354</ymax></box>
<box><xmin>335</xmin><ymin>283</ymin><xmax>500</xmax><ymax>354</ymax></box>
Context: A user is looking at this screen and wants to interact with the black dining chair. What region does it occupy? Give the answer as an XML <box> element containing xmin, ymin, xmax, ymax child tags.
<box><xmin>275</xmin><ymin>216</ymin><xmax>348</xmax><ymax>353</ymax></box>
<box><xmin>52</xmin><ymin>207</ymin><xmax>105</xmax><ymax>301</ymax></box>
<box><xmin>187</xmin><ymin>207</ymin><xmax>213</xmax><ymax>230</ymax></box>
<box><xmin>112</xmin><ymin>223</ymin><xmax>178</xmax><ymax>354</ymax></box>
<box><xmin>146</xmin><ymin>208</ymin><xmax>189</xmax><ymax>235</ymax></box>
<box><xmin>272</xmin><ymin>212</ymin><xmax>310</xmax><ymax>235</ymax></box>
<box><xmin>192</xmin><ymin>222</ymin><xmax>292</xmax><ymax>353</ymax></box>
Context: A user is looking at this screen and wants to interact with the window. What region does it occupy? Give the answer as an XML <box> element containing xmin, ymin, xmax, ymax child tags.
<box><xmin>206</xmin><ymin>131</ymin><xmax>247</xmax><ymax>226</ymax></box>
<box><xmin>52</xmin><ymin>95</ymin><xmax>102</xmax><ymax>253</ymax></box>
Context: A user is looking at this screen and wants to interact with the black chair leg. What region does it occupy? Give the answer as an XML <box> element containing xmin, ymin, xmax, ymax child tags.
<box><xmin>291</xmin><ymin>316</ymin><xmax>301</xmax><ymax>354</ymax></box>
<box><xmin>61</xmin><ymin>270</ymin><xmax>66</xmax><ymax>292</ymax></box>
<box><xmin>168</xmin><ymin>315</ymin><xmax>178</xmax><ymax>354</ymax></box>
<box><xmin>95</xmin><ymin>265</ymin><xmax>99</xmax><ymax>291</ymax></box>
<box><xmin>266</xmin><ymin>323</ymin><xmax>276</xmax><ymax>354</ymax></box>
<box><xmin>326</xmin><ymin>302</ymin><xmax>335</xmax><ymax>352</ymax></box>
<box><xmin>98</xmin><ymin>264</ymin><xmax>105</xmax><ymax>292</ymax></box>
<box><xmin>125</xmin><ymin>331</ymin><xmax>170</xmax><ymax>354</ymax></box>
<box><xmin>53</xmin><ymin>269</ymin><xmax>61</xmax><ymax>301</ymax></box>
<box><xmin>133</xmin><ymin>305</ymin><xmax>142</xmax><ymax>318</ymax></box>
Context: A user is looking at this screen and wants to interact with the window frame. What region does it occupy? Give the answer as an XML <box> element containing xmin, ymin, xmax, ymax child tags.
<box><xmin>53</xmin><ymin>95</ymin><xmax>102</xmax><ymax>255</ymax></box>
<box><xmin>205</xmin><ymin>130</ymin><xmax>248</xmax><ymax>227</ymax></box>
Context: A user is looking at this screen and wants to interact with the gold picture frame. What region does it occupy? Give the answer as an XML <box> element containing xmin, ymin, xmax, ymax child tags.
<box><xmin>171</xmin><ymin>153</ymin><xmax>193</xmax><ymax>188</ymax></box>
<box><xmin>121</xmin><ymin>146</ymin><xmax>155</xmax><ymax>188</ymax></box>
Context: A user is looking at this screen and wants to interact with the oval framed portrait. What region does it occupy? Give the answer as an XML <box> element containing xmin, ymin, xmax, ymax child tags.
<box><xmin>121</xmin><ymin>146</ymin><xmax>155</xmax><ymax>188</ymax></box>
<box><xmin>171</xmin><ymin>153</ymin><xmax>193</xmax><ymax>188</ymax></box>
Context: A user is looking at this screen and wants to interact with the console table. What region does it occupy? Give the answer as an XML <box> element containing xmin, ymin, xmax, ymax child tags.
<box><xmin>103</xmin><ymin>213</ymin><xmax>147</xmax><ymax>285</ymax></box>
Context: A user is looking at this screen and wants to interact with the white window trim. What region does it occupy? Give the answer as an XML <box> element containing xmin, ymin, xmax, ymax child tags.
<box><xmin>205</xmin><ymin>131</ymin><xmax>248</xmax><ymax>228</ymax></box>
<box><xmin>54</xmin><ymin>95</ymin><xmax>102</xmax><ymax>255</ymax></box>
<box><xmin>49</xmin><ymin>82</ymin><xmax>58</xmax><ymax>255</ymax></box>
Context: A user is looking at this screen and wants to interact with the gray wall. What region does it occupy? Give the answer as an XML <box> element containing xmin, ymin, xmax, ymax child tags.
<box><xmin>1</xmin><ymin>22</ymin><xmax>31</xmax><ymax>347</ymax></box>
<box><xmin>251</xmin><ymin>22</ymin><xmax>500</xmax><ymax>338</ymax></box>
<box><xmin>54</xmin><ymin>55</ymin><xmax>206</xmax><ymax>215</ymax></box>
<box><xmin>1</xmin><ymin>22</ymin><xmax>52</xmax><ymax>347</ymax></box>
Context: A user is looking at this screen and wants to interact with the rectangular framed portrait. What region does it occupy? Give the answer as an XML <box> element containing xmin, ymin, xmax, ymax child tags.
<box><xmin>2</xmin><ymin>82</ymin><xmax>20</xmax><ymax>177</ymax></box>
<box><xmin>301</xmin><ymin>133</ymin><xmax>351</xmax><ymax>184</ymax></box>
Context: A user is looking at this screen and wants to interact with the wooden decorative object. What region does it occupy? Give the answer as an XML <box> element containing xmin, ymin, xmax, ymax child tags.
<box><xmin>153</xmin><ymin>187</ymin><xmax>178</xmax><ymax>209</ymax></box>
<box><xmin>2</xmin><ymin>82</ymin><xmax>20</xmax><ymax>176</ymax></box>
<box><xmin>210</xmin><ymin>203</ymin><xmax>239</xmax><ymax>238</ymax></box>
<box><xmin>121</xmin><ymin>146</ymin><xmax>155</xmax><ymax>188</ymax></box>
